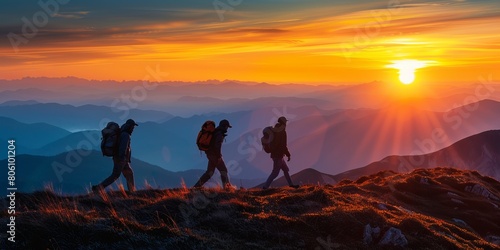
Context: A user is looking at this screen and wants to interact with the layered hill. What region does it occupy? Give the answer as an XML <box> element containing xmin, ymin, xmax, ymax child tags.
<box><xmin>0</xmin><ymin>117</ymin><xmax>70</xmax><ymax>150</ymax></box>
<box><xmin>5</xmin><ymin>98</ymin><xmax>500</xmax><ymax>177</ymax></box>
<box><xmin>333</xmin><ymin>129</ymin><xmax>500</xmax><ymax>182</ymax></box>
<box><xmin>260</xmin><ymin>130</ymin><xmax>500</xmax><ymax>188</ymax></box>
<box><xmin>1</xmin><ymin>168</ymin><xmax>498</xmax><ymax>249</ymax></box>
<box><xmin>222</xmin><ymin>99</ymin><xmax>500</xmax><ymax>177</ymax></box>
<box><xmin>0</xmin><ymin>103</ymin><xmax>173</xmax><ymax>131</ymax></box>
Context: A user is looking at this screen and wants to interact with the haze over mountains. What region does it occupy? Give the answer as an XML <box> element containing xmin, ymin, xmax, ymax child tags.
<box><xmin>0</xmin><ymin>102</ymin><xmax>173</xmax><ymax>131</ymax></box>
<box><xmin>336</xmin><ymin>129</ymin><xmax>500</xmax><ymax>182</ymax></box>
<box><xmin>4</xmin><ymin>128</ymin><xmax>499</xmax><ymax>195</ymax></box>
<box><xmin>2</xmin><ymin>77</ymin><xmax>499</xmax><ymax>115</ymax></box>
<box><xmin>1</xmin><ymin>77</ymin><xmax>500</xmax><ymax>194</ymax></box>
<box><xmin>264</xmin><ymin>130</ymin><xmax>500</xmax><ymax>188</ymax></box>
<box><xmin>4</xmin><ymin>99</ymin><xmax>500</xmax><ymax>173</ymax></box>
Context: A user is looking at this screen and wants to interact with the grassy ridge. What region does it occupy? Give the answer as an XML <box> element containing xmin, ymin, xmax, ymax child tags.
<box><xmin>2</xmin><ymin>168</ymin><xmax>500</xmax><ymax>249</ymax></box>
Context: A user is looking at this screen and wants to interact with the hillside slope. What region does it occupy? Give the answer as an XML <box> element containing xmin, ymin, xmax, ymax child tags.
<box><xmin>333</xmin><ymin>129</ymin><xmax>500</xmax><ymax>182</ymax></box>
<box><xmin>259</xmin><ymin>130</ymin><xmax>500</xmax><ymax>188</ymax></box>
<box><xmin>0</xmin><ymin>116</ymin><xmax>70</xmax><ymax>150</ymax></box>
<box><xmin>0</xmin><ymin>150</ymin><xmax>200</xmax><ymax>195</ymax></box>
<box><xmin>2</xmin><ymin>168</ymin><xmax>499</xmax><ymax>249</ymax></box>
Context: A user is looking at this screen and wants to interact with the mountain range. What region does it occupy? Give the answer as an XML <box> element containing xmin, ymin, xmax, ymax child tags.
<box><xmin>265</xmin><ymin>129</ymin><xmax>500</xmax><ymax>188</ymax></box>
<box><xmin>4</xmin><ymin>99</ymin><xmax>500</xmax><ymax>179</ymax></box>
<box><xmin>335</xmin><ymin>129</ymin><xmax>500</xmax><ymax>181</ymax></box>
<box><xmin>0</xmin><ymin>103</ymin><xmax>173</xmax><ymax>131</ymax></box>
<box><xmin>3</xmin><ymin>129</ymin><xmax>500</xmax><ymax>195</ymax></box>
<box><xmin>0</xmin><ymin>116</ymin><xmax>70</xmax><ymax>150</ymax></box>
<box><xmin>3</xmin><ymin>78</ymin><xmax>500</xmax><ymax>196</ymax></box>
<box><xmin>2</xmin><ymin>77</ymin><xmax>500</xmax><ymax>115</ymax></box>
<box><xmin>223</xmin><ymin>99</ymin><xmax>500</xmax><ymax>176</ymax></box>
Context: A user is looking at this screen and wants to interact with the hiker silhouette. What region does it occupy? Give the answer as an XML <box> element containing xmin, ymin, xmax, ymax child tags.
<box><xmin>93</xmin><ymin>119</ymin><xmax>138</xmax><ymax>193</ymax></box>
<box><xmin>263</xmin><ymin>116</ymin><xmax>299</xmax><ymax>189</ymax></box>
<box><xmin>194</xmin><ymin>119</ymin><xmax>233</xmax><ymax>189</ymax></box>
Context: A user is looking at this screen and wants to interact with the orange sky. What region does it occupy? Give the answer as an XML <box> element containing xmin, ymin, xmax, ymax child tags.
<box><xmin>1</xmin><ymin>1</ymin><xmax>499</xmax><ymax>84</ymax></box>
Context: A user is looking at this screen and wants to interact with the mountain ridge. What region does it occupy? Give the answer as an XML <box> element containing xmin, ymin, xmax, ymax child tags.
<box><xmin>264</xmin><ymin>129</ymin><xmax>500</xmax><ymax>188</ymax></box>
<box><xmin>2</xmin><ymin>167</ymin><xmax>499</xmax><ymax>249</ymax></box>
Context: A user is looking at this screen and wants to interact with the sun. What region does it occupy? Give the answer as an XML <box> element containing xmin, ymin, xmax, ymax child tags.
<box><xmin>399</xmin><ymin>69</ymin><xmax>415</xmax><ymax>85</ymax></box>
<box><xmin>387</xmin><ymin>60</ymin><xmax>430</xmax><ymax>85</ymax></box>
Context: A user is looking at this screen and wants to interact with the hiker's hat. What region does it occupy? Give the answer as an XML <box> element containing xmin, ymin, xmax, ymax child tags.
<box><xmin>126</xmin><ymin>119</ymin><xmax>139</xmax><ymax>126</ymax></box>
<box><xmin>278</xmin><ymin>116</ymin><xmax>288</xmax><ymax>124</ymax></box>
<box><xmin>219</xmin><ymin>119</ymin><xmax>232</xmax><ymax>128</ymax></box>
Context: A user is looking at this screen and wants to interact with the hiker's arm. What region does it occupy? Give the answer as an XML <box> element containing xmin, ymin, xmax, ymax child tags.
<box><xmin>214</xmin><ymin>133</ymin><xmax>223</xmax><ymax>157</ymax></box>
<box><xmin>118</xmin><ymin>133</ymin><xmax>130</xmax><ymax>161</ymax></box>
<box><xmin>284</xmin><ymin>131</ymin><xmax>291</xmax><ymax>158</ymax></box>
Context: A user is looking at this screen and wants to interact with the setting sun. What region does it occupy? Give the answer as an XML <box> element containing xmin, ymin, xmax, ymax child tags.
<box><xmin>387</xmin><ymin>60</ymin><xmax>433</xmax><ymax>85</ymax></box>
<box><xmin>399</xmin><ymin>69</ymin><xmax>415</xmax><ymax>85</ymax></box>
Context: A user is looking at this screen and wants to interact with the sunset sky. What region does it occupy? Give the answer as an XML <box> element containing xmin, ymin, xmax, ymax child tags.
<box><xmin>1</xmin><ymin>0</ymin><xmax>499</xmax><ymax>84</ymax></box>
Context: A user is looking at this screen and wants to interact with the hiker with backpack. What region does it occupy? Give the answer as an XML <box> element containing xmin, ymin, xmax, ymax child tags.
<box><xmin>93</xmin><ymin>119</ymin><xmax>138</xmax><ymax>193</ymax></box>
<box><xmin>262</xmin><ymin>116</ymin><xmax>299</xmax><ymax>189</ymax></box>
<box><xmin>194</xmin><ymin>119</ymin><xmax>233</xmax><ymax>189</ymax></box>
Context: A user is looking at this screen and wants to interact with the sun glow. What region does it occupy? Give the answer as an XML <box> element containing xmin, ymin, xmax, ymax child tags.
<box><xmin>387</xmin><ymin>60</ymin><xmax>433</xmax><ymax>85</ymax></box>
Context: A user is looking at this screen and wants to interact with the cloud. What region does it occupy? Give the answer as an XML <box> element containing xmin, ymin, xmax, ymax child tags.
<box><xmin>0</xmin><ymin>0</ymin><xmax>498</xmax><ymax>82</ymax></box>
<box><xmin>225</xmin><ymin>28</ymin><xmax>289</xmax><ymax>34</ymax></box>
<box><xmin>54</xmin><ymin>11</ymin><xmax>90</xmax><ymax>19</ymax></box>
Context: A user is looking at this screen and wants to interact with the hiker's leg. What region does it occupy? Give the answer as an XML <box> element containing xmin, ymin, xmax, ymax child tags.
<box><xmin>194</xmin><ymin>155</ymin><xmax>217</xmax><ymax>187</ymax></box>
<box><xmin>216</xmin><ymin>157</ymin><xmax>230</xmax><ymax>186</ymax></box>
<box><xmin>122</xmin><ymin>162</ymin><xmax>135</xmax><ymax>192</ymax></box>
<box><xmin>99</xmin><ymin>158</ymin><xmax>124</xmax><ymax>189</ymax></box>
<box><xmin>280</xmin><ymin>159</ymin><xmax>294</xmax><ymax>186</ymax></box>
<box><xmin>263</xmin><ymin>157</ymin><xmax>281</xmax><ymax>188</ymax></box>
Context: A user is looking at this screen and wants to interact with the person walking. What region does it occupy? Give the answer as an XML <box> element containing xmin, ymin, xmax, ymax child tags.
<box><xmin>193</xmin><ymin>119</ymin><xmax>233</xmax><ymax>189</ymax></box>
<box><xmin>263</xmin><ymin>116</ymin><xmax>299</xmax><ymax>189</ymax></box>
<box><xmin>93</xmin><ymin>119</ymin><xmax>138</xmax><ymax>193</ymax></box>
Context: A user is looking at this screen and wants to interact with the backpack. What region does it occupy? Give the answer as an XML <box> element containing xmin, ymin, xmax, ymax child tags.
<box><xmin>101</xmin><ymin>121</ymin><xmax>121</xmax><ymax>157</ymax></box>
<box><xmin>196</xmin><ymin>120</ymin><xmax>216</xmax><ymax>151</ymax></box>
<box><xmin>261</xmin><ymin>126</ymin><xmax>274</xmax><ymax>153</ymax></box>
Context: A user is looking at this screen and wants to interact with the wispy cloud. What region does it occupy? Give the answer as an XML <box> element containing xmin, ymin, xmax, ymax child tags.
<box><xmin>54</xmin><ymin>11</ymin><xmax>89</xmax><ymax>19</ymax></box>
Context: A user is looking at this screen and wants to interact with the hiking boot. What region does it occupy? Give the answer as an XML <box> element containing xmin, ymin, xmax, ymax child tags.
<box><xmin>224</xmin><ymin>184</ymin><xmax>236</xmax><ymax>191</ymax></box>
<box><xmin>289</xmin><ymin>185</ymin><xmax>300</xmax><ymax>189</ymax></box>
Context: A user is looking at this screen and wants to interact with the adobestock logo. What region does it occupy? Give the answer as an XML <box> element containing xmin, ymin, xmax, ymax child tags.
<box><xmin>397</xmin><ymin>74</ymin><xmax>496</xmax><ymax>172</ymax></box>
<box><xmin>7</xmin><ymin>0</ymin><xmax>70</xmax><ymax>53</ymax></box>
<box><xmin>213</xmin><ymin>0</ymin><xmax>243</xmax><ymax>21</ymax></box>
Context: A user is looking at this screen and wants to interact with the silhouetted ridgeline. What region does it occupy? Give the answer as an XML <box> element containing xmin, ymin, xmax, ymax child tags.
<box><xmin>1</xmin><ymin>168</ymin><xmax>499</xmax><ymax>249</ymax></box>
<box><xmin>334</xmin><ymin>129</ymin><xmax>500</xmax><ymax>182</ymax></box>
<box><xmin>261</xmin><ymin>130</ymin><xmax>500</xmax><ymax>188</ymax></box>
